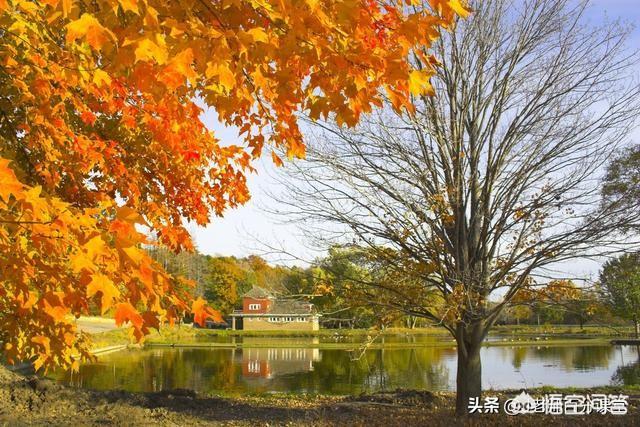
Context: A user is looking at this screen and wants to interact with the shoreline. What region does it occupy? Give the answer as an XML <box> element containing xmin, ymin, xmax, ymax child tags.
<box><xmin>1</xmin><ymin>366</ymin><xmax>638</xmax><ymax>426</ymax></box>
<box><xmin>141</xmin><ymin>337</ymin><xmax>612</xmax><ymax>350</ymax></box>
<box><xmin>87</xmin><ymin>324</ymin><xmax>634</xmax><ymax>353</ymax></box>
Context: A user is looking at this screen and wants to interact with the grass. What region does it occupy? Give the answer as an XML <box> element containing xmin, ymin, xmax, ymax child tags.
<box><xmin>88</xmin><ymin>328</ymin><xmax>132</xmax><ymax>349</ymax></box>
<box><xmin>221</xmin><ymin>385</ymin><xmax>640</xmax><ymax>402</ymax></box>
<box><xmin>491</xmin><ymin>324</ymin><xmax>633</xmax><ymax>336</ymax></box>
<box><xmin>529</xmin><ymin>384</ymin><xmax>640</xmax><ymax>394</ymax></box>
<box><xmin>143</xmin><ymin>339</ymin><xmax>610</xmax><ymax>350</ymax></box>
<box><xmin>183</xmin><ymin>326</ymin><xmax>449</xmax><ymax>337</ymax></box>
<box><xmin>87</xmin><ymin>324</ymin><xmax>618</xmax><ymax>351</ymax></box>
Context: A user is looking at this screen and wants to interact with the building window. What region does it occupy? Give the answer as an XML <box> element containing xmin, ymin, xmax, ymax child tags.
<box><xmin>248</xmin><ymin>303</ymin><xmax>261</xmax><ymax>310</ymax></box>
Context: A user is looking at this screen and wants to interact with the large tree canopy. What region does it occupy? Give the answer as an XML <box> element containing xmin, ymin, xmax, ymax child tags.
<box><xmin>272</xmin><ymin>0</ymin><xmax>640</xmax><ymax>413</ymax></box>
<box><xmin>599</xmin><ymin>253</ymin><xmax>640</xmax><ymax>338</ymax></box>
<box><xmin>0</xmin><ymin>0</ymin><xmax>468</xmax><ymax>370</ymax></box>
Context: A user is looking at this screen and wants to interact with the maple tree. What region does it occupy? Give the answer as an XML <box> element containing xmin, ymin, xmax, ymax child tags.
<box><xmin>0</xmin><ymin>0</ymin><xmax>467</xmax><ymax>370</ymax></box>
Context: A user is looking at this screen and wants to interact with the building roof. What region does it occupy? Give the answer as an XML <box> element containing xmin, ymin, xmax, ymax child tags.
<box><xmin>269</xmin><ymin>300</ymin><xmax>315</xmax><ymax>315</ymax></box>
<box><xmin>239</xmin><ymin>286</ymin><xmax>317</xmax><ymax>316</ymax></box>
<box><xmin>242</xmin><ymin>286</ymin><xmax>273</xmax><ymax>299</ymax></box>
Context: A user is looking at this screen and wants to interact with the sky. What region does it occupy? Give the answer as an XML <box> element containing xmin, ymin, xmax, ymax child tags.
<box><xmin>191</xmin><ymin>0</ymin><xmax>640</xmax><ymax>281</ymax></box>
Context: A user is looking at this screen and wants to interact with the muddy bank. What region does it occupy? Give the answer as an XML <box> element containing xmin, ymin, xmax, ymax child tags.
<box><xmin>0</xmin><ymin>368</ymin><xmax>638</xmax><ymax>426</ymax></box>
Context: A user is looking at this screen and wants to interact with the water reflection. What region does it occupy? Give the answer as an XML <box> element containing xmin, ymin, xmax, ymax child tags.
<box><xmin>241</xmin><ymin>347</ymin><xmax>320</xmax><ymax>379</ymax></box>
<box><xmin>49</xmin><ymin>342</ymin><xmax>640</xmax><ymax>395</ymax></box>
<box><xmin>611</xmin><ymin>346</ymin><xmax>640</xmax><ymax>387</ymax></box>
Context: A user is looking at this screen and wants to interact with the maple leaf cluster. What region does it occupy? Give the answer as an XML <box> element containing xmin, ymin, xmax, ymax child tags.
<box><xmin>0</xmin><ymin>0</ymin><xmax>468</xmax><ymax>371</ymax></box>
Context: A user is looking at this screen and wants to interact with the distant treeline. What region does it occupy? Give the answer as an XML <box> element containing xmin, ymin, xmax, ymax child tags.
<box><xmin>144</xmin><ymin>246</ymin><xmax>401</xmax><ymax>328</ymax></box>
<box><xmin>145</xmin><ymin>245</ymin><xmax>625</xmax><ymax>329</ymax></box>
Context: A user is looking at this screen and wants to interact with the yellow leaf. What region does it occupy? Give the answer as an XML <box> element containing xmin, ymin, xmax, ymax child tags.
<box><xmin>206</xmin><ymin>62</ymin><xmax>235</xmax><ymax>92</ymax></box>
<box><xmin>83</xmin><ymin>234</ymin><xmax>106</xmax><ymax>260</ymax></box>
<box><xmin>448</xmin><ymin>0</ymin><xmax>471</xmax><ymax>18</ymax></box>
<box><xmin>408</xmin><ymin>70</ymin><xmax>434</xmax><ymax>96</ymax></box>
<box><xmin>122</xmin><ymin>246</ymin><xmax>144</xmax><ymax>264</ymax></box>
<box><xmin>247</xmin><ymin>28</ymin><xmax>268</xmax><ymax>43</ymax></box>
<box><xmin>93</xmin><ymin>69</ymin><xmax>112</xmax><ymax>87</ymax></box>
<box><xmin>87</xmin><ymin>273</ymin><xmax>121</xmax><ymax>314</ymax></box>
<box><xmin>18</xmin><ymin>1</ymin><xmax>38</xmax><ymax>14</ymax></box>
<box><xmin>118</xmin><ymin>0</ymin><xmax>138</xmax><ymax>14</ymax></box>
<box><xmin>116</xmin><ymin>205</ymin><xmax>145</xmax><ymax>224</ymax></box>
<box><xmin>429</xmin><ymin>0</ymin><xmax>471</xmax><ymax>18</ymax></box>
<box><xmin>20</xmin><ymin>292</ymin><xmax>38</xmax><ymax>309</ymax></box>
<box><xmin>305</xmin><ymin>0</ymin><xmax>320</xmax><ymax>11</ymax></box>
<box><xmin>33</xmin><ymin>356</ymin><xmax>46</xmax><ymax>372</ymax></box>
<box><xmin>218</xmin><ymin>65</ymin><xmax>235</xmax><ymax>91</ymax></box>
<box><xmin>46</xmin><ymin>11</ymin><xmax>63</xmax><ymax>25</ymax></box>
<box><xmin>65</xmin><ymin>13</ymin><xmax>115</xmax><ymax>50</ymax></box>
<box><xmin>62</xmin><ymin>0</ymin><xmax>72</xmax><ymax>17</ymax></box>
<box><xmin>31</xmin><ymin>336</ymin><xmax>51</xmax><ymax>354</ymax></box>
<box><xmin>144</xmin><ymin>5</ymin><xmax>159</xmax><ymax>26</ymax></box>
<box><xmin>134</xmin><ymin>38</ymin><xmax>168</xmax><ymax>64</ymax></box>
<box><xmin>69</xmin><ymin>251</ymin><xmax>94</xmax><ymax>273</ymax></box>
<box><xmin>158</xmin><ymin>48</ymin><xmax>196</xmax><ymax>90</ymax></box>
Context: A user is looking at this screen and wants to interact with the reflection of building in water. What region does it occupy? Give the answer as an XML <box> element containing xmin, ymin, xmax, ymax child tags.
<box><xmin>241</xmin><ymin>347</ymin><xmax>321</xmax><ymax>379</ymax></box>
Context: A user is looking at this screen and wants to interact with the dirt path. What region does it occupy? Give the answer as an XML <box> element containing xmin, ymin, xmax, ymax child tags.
<box><xmin>0</xmin><ymin>367</ymin><xmax>638</xmax><ymax>426</ymax></box>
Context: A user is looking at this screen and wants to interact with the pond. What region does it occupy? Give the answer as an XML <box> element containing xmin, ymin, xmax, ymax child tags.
<box><xmin>50</xmin><ymin>339</ymin><xmax>640</xmax><ymax>395</ymax></box>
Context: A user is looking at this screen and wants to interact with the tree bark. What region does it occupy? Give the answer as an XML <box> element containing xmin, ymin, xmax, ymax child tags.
<box><xmin>455</xmin><ymin>324</ymin><xmax>484</xmax><ymax>416</ymax></box>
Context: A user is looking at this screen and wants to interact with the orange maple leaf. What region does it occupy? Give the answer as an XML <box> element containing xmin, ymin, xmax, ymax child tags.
<box><xmin>114</xmin><ymin>302</ymin><xmax>144</xmax><ymax>329</ymax></box>
<box><xmin>192</xmin><ymin>297</ymin><xmax>222</xmax><ymax>326</ymax></box>
<box><xmin>0</xmin><ymin>159</ymin><xmax>24</xmax><ymax>201</ymax></box>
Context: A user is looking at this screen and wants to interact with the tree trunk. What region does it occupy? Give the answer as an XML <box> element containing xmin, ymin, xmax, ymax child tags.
<box><xmin>635</xmin><ymin>319</ymin><xmax>639</xmax><ymax>339</ymax></box>
<box><xmin>455</xmin><ymin>323</ymin><xmax>484</xmax><ymax>416</ymax></box>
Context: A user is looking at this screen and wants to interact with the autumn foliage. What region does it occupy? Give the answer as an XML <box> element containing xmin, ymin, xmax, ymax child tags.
<box><xmin>0</xmin><ymin>0</ymin><xmax>467</xmax><ymax>370</ymax></box>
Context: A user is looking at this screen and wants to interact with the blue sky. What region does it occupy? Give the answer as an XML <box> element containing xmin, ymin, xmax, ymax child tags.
<box><xmin>191</xmin><ymin>1</ymin><xmax>640</xmax><ymax>281</ymax></box>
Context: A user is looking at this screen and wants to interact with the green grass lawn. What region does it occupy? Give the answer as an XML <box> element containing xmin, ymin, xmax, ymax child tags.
<box><xmin>88</xmin><ymin>323</ymin><xmax>627</xmax><ymax>351</ymax></box>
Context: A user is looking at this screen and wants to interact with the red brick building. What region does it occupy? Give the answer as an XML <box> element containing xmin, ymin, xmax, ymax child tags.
<box><xmin>230</xmin><ymin>286</ymin><xmax>320</xmax><ymax>331</ymax></box>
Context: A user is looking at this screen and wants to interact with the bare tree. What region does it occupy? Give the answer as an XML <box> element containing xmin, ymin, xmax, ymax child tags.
<box><xmin>268</xmin><ymin>0</ymin><xmax>640</xmax><ymax>414</ymax></box>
